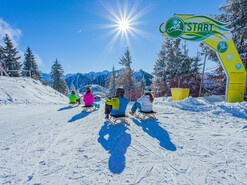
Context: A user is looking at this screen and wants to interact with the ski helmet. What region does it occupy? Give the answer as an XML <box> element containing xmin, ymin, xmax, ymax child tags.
<box><xmin>72</xmin><ymin>91</ymin><xmax>75</xmax><ymax>94</ymax></box>
<box><xmin>116</xmin><ymin>88</ymin><xmax>125</xmax><ymax>97</ymax></box>
<box><xmin>144</xmin><ymin>86</ymin><xmax>151</xmax><ymax>94</ymax></box>
<box><xmin>86</xmin><ymin>87</ymin><xmax>91</xmax><ymax>93</ymax></box>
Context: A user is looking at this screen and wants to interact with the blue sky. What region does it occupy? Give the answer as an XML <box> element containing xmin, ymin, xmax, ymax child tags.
<box><xmin>0</xmin><ymin>0</ymin><xmax>226</xmax><ymax>74</ymax></box>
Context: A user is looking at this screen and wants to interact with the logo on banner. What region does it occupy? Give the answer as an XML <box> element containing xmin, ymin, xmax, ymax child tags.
<box><xmin>160</xmin><ymin>15</ymin><xmax>232</xmax><ymax>42</ymax></box>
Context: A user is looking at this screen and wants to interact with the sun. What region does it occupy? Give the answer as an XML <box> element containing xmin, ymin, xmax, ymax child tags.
<box><xmin>100</xmin><ymin>1</ymin><xmax>152</xmax><ymax>48</ymax></box>
<box><xmin>118</xmin><ymin>19</ymin><xmax>130</xmax><ymax>32</ymax></box>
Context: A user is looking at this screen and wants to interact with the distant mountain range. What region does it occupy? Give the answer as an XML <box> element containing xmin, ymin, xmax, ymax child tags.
<box><xmin>41</xmin><ymin>69</ymin><xmax>153</xmax><ymax>90</ymax></box>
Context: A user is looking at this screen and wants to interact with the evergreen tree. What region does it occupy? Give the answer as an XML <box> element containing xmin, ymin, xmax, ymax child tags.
<box><xmin>200</xmin><ymin>0</ymin><xmax>247</xmax><ymax>62</ymax></box>
<box><xmin>50</xmin><ymin>59</ymin><xmax>67</xmax><ymax>94</ymax></box>
<box><xmin>191</xmin><ymin>52</ymin><xmax>202</xmax><ymax>73</ymax></box>
<box><xmin>169</xmin><ymin>39</ymin><xmax>183</xmax><ymax>79</ymax></box>
<box><xmin>180</xmin><ymin>41</ymin><xmax>193</xmax><ymax>75</ymax></box>
<box><xmin>153</xmin><ymin>38</ymin><xmax>198</xmax><ymax>83</ymax></box>
<box><xmin>215</xmin><ymin>0</ymin><xmax>247</xmax><ymax>54</ymax></box>
<box><xmin>118</xmin><ymin>47</ymin><xmax>136</xmax><ymax>91</ymax></box>
<box><xmin>0</xmin><ymin>46</ymin><xmax>4</xmax><ymax>68</ymax></box>
<box><xmin>2</xmin><ymin>34</ymin><xmax>22</xmax><ymax>77</ymax></box>
<box><xmin>200</xmin><ymin>0</ymin><xmax>247</xmax><ymax>95</ymax></box>
<box><xmin>140</xmin><ymin>75</ymin><xmax>146</xmax><ymax>89</ymax></box>
<box><xmin>153</xmin><ymin>38</ymin><xmax>173</xmax><ymax>83</ymax></box>
<box><xmin>108</xmin><ymin>65</ymin><xmax>117</xmax><ymax>97</ymax></box>
<box><xmin>65</xmin><ymin>84</ymin><xmax>71</xmax><ymax>96</ymax></box>
<box><xmin>70</xmin><ymin>82</ymin><xmax>77</xmax><ymax>93</ymax></box>
<box><xmin>0</xmin><ymin>45</ymin><xmax>3</xmax><ymax>62</ymax></box>
<box><xmin>21</xmin><ymin>47</ymin><xmax>41</xmax><ymax>80</ymax></box>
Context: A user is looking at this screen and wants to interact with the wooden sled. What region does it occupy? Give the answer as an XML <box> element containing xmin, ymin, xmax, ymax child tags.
<box><xmin>134</xmin><ymin>111</ymin><xmax>158</xmax><ymax>121</ymax></box>
<box><xmin>81</xmin><ymin>105</ymin><xmax>99</xmax><ymax>112</ymax></box>
<box><xmin>107</xmin><ymin>115</ymin><xmax>130</xmax><ymax>126</ymax></box>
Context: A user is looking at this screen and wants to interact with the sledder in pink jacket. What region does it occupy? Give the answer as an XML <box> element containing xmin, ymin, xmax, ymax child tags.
<box><xmin>83</xmin><ymin>88</ymin><xmax>95</xmax><ymax>106</ymax></box>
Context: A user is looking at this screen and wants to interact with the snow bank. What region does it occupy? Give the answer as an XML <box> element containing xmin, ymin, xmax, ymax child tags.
<box><xmin>0</xmin><ymin>77</ymin><xmax>68</xmax><ymax>105</ymax></box>
<box><xmin>157</xmin><ymin>96</ymin><xmax>247</xmax><ymax>120</ymax></box>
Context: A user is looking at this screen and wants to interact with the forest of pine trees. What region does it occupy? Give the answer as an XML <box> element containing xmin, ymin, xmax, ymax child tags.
<box><xmin>152</xmin><ymin>38</ymin><xmax>202</xmax><ymax>84</ymax></box>
<box><xmin>0</xmin><ymin>34</ymin><xmax>69</xmax><ymax>95</ymax></box>
<box><xmin>0</xmin><ymin>34</ymin><xmax>40</xmax><ymax>79</ymax></box>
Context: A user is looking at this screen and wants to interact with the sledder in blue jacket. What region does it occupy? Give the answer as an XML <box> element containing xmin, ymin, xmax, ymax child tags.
<box><xmin>105</xmin><ymin>88</ymin><xmax>129</xmax><ymax>118</ymax></box>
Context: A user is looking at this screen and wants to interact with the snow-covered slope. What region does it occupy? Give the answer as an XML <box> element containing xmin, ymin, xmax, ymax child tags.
<box><xmin>0</xmin><ymin>77</ymin><xmax>68</xmax><ymax>105</ymax></box>
<box><xmin>0</xmin><ymin>79</ymin><xmax>247</xmax><ymax>184</ymax></box>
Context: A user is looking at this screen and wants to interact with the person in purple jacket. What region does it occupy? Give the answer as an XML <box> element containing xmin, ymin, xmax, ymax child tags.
<box><xmin>83</xmin><ymin>87</ymin><xmax>100</xmax><ymax>108</ymax></box>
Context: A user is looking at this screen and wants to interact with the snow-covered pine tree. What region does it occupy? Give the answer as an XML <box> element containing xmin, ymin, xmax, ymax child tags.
<box><xmin>118</xmin><ymin>47</ymin><xmax>136</xmax><ymax>91</ymax></box>
<box><xmin>21</xmin><ymin>47</ymin><xmax>41</xmax><ymax>80</ymax></box>
<box><xmin>215</xmin><ymin>0</ymin><xmax>247</xmax><ymax>55</ymax></box>
<box><xmin>70</xmin><ymin>83</ymin><xmax>78</xmax><ymax>95</ymax></box>
<box><xmin>180</xmin><ymin>41</ymin><xmax>193</xmax><ymax>76</ymax></box>
<box><xmin>108</xmin><ymin>65</ymin><xmax>117</xmax><ymax>97</ymax></box>
<box><xmin>154</xmin><ymin>38</ymin><xmax>198</xmax><ymax>84</ymax></box>
<box><xmin>50</xmin><ymin>59</ymin><xmax>67</xmax><ymax>94</ymax></box>
<box><xmin>153</xmin><ymin>38</ymin><xmax>173</xmax><ymax>83</ymax></box>
<box><xmin>2</xmin><ymin>34</ymin><xmax>22</xmax><ymax>77</ymax></box>
<box><xmin>165</xmin><ymin>38</ymin><xmax>184</xmax><ymax>80</ymax></box>
<box><xmin>65</xmin><ymin>84</ymin><xmax>71</xmax><ymax>96</ymax></box>
<box><xmin>191</xmin><ymin>52</ymin><xmax>202</xmax><ymax>73</ymax></box>
<box><xmin>0</xmin><ymin>45</ymin><xmax>3</xmax><ymax>62</ymax></box>
<box><xmin>0</xmin><ymin>45</ymin><xmax>3</xmax><ymax>66</ymax></box>
<box><xmin>140</xmin><ymin>75</ymin><xmax>146</xmax><ymax>89</ymax></box>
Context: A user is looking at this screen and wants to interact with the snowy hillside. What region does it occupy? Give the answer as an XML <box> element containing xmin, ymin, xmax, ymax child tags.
<box><xmin>0</xmin><ymin>77</ymin><xmax>68</xmax><ymax>105</ymax></box>
<box><xmin>0</xmin><ymin>79</ymin><xmax>247</xmax><ymax>184</ymax></box>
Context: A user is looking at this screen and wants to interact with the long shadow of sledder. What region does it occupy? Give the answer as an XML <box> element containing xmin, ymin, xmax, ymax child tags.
<box><xmin>68</xmin><ymin>112</ymin><xmax>90</xmax><ymax>123</ymax></box>
<box><xmin>98</xmin><ymin>122</ymin><xmax>131</xmax><ymax>174</ymax></box>
<box><xmin>132</xmin><ymin>119</ymin><xmax>176</xmax><ymax>151</ymax></box>
<box><xmin>58</xmin><ymin>106</ymin><xmax>75</xmax><ymax>111</ymax></box>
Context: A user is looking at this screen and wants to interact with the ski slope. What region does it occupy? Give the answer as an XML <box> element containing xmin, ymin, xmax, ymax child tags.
<box><xmin>0</xmin><ymin>77</ymin><xmax>247</xmax><ymax>184</ymax></box>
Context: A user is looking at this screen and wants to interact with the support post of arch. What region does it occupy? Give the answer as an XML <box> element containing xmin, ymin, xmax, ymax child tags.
<box><xmin>203</xmin><ymin>39</ymin><xmax>246</xmax><ymax>102</ymax></box>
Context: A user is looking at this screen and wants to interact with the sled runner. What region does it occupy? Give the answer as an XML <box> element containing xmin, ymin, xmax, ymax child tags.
<box><xmin>134</xmin><ymin>111</ymin><xmax>158</xmax><ymax>121</ymax></box>
<box><xmin>81</xmin><ymin>104</ymin><xmax>100</xmax><ymax>112</ymax></box>
<box><xmin>68</xmin><ymin>102</ymin><xmax>79</xmax><ymax>107</ymax></box>
<box><xmin>107</xmin><ymin>115</ymin><xmax>130</xmax><ymax>126</ymax></box>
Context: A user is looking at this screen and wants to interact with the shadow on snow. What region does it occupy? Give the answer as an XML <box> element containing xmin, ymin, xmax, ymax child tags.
<box><xmin>217</xmin><ymin>104</ymin><xmax>247</xmax><ymax>120</ymax></box>
<box><xmin>132</xmin><ymin>119</ymin><xmax>176</xmax><ymax>151</ymax></box>
<box><xmin>98</xmin><ymin>122</ymin><xmax>131</xmax><ymax>174</ymax></box>
<box><xmin>68</xmin><ymin>112</ymin><xmax>90</xmax><ymax>123</ymax></box>
<box><xmin>57</xmin><ymin>106</ymin><xmax>75</xmax><ymax>111</ymax></box>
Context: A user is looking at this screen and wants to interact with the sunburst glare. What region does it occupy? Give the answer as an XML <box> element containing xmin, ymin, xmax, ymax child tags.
<box><xmin>118</xmin><ymin>19</ymin><xmax>130</xmax><ymax>32</ymax></box>
<box><xmin>100</xmin><ymin>0</ymin><xmax>152</xmax><ymax>49</ymax></box>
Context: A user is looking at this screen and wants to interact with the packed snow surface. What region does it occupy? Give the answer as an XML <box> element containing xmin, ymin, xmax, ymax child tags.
<box><xmin>0</xmin><ymin>77</ymin><xmax>247</xmax><ymax>184</ymax></box>
<box><xmin>0</xmin><ymin>77</ymin><xmax>68</xmax><ymax>105</ymax></box>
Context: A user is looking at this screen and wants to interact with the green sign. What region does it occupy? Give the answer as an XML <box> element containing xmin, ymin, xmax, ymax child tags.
<box><xmin>164</xmin><ymin>17</ymin><xmax>185</xmax><ymax>38</ymax></box>
<box><xmin>217</xmin><ymin>41</ymin><xmax>228</xmax><ymax>53</ymax></box>
<box><xmin>160</xmin><ymin>15</ymin><xmax>232</xmax><ymax>42</ymax></box>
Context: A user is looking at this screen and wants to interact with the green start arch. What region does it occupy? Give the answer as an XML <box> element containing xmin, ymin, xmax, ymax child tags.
<box><xmin>159</xmin><ymin>15</ymin><xmax>246</xmax><ymax>102</ymax></box>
